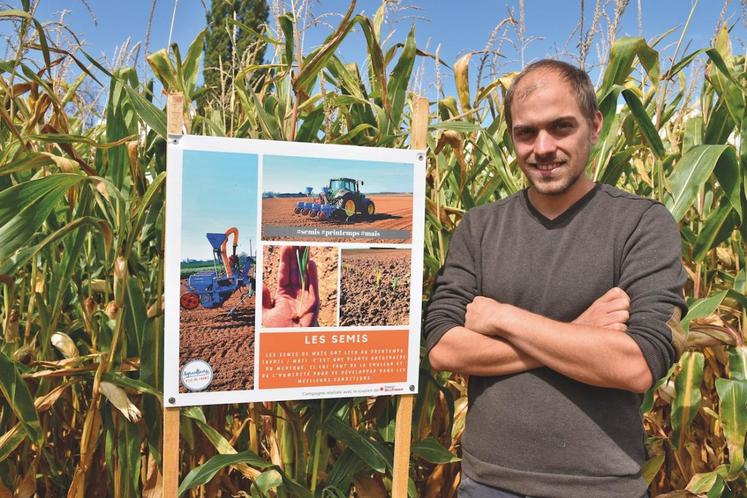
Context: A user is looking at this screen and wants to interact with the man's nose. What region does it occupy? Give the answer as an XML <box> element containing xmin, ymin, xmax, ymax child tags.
<box><xmin>534</xmin><ymin>129</ymin><xmax>556</xmax><ymax>156</ymax></box>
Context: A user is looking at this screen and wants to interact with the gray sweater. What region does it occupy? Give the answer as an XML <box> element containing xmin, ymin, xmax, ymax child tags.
<box><xmin>424</xmin><ymin>184</ymin><xmax>687</xmax><ymax>498</ymax></box>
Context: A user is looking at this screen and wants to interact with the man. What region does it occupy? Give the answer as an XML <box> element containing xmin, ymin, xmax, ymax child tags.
<box><xmin>424</xmin><ymin>60</ymin><xmax>687</xmax><ymax>498</ymax></box>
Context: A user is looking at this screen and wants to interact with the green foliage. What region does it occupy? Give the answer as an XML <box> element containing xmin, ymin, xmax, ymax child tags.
<box><xmin>203</xmin><ymin>0</ymin><xmax>269</xmax><ymax>104</ymax></box>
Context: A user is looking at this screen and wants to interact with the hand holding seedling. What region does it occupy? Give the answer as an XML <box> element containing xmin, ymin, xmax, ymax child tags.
<box><xmin>262</xmin><ymin>246</ymin><xmax>319</xmax><ymax>327</ymax></box>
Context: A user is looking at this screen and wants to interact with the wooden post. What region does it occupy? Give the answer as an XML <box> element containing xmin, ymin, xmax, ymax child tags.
<box><xmin>391</xmin><ymin>95</ymin><xmax>429</xmax><ymax>498</ymax></box>
<box><xmin>163</xmin><ymin>91</ymin><xmax>184</xmax><ymax>498</ymax></box>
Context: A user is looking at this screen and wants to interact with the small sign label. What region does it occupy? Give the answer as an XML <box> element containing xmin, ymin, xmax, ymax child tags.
<box><xmin>180</xmin><ymin>359</ymin><xmax>213</xmax><ymax>392</ymax></box>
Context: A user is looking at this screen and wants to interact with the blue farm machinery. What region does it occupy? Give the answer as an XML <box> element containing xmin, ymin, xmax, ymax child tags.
<box><xmin>294</xmin><ymin>177</ymin><xmax>375</xmax><ymax>221</ymax></box>
<box><xmin>180</xmin><ymin>227</ymin><xmax>255</xmax><ymax>312</ymax></box>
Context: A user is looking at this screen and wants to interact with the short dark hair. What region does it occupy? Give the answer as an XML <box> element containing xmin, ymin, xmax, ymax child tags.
<box><xmin>503</xmin><ymin>59</ymin><xmax>599</xmax><ymax>131</ymax></box>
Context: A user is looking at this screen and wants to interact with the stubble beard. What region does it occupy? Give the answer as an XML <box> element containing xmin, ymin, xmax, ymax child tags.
<box><xmin>529</xmin><ymin>167</ymin><xmax>584</xmax><ymax>196</ymax></box>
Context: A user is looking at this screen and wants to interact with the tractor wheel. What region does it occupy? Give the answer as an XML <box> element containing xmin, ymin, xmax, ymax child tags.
<box><xmin>180</xmin><ymin>292</ymin><xmax>200</xmax><ymax>310</ymax></box>
<box><xmin>366</xmin><ymin>200</ymin><xmax>376</xmax><ymax>217</ymax></box>
<box><xmin>343</xmin><ymin>197</ymin><xmax>356</xmax><ymax>217</ymax></box>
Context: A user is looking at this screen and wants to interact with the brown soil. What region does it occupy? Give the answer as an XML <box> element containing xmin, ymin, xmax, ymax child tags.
<box><xmin>340</xmin><ymin>249</ymin><xmax>410</xmax><ymax>326</ymax></box>
<box><xmin>262</xmin><ymin>245</ymin><xmax>338</xmax><ymax>327</ymax></box>
<box><xmin>261</xmin><ymin>195</ymin><xmax>414</xmax><ymax>243</ymax></box>
<box><xmin>179</xmin><ymin>286</ymin><xmax>255</xmax><ymax>392</ymax></box>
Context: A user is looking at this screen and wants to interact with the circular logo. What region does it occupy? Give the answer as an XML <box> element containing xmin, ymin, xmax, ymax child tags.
<box><xmin>180</xmin><ymin>360</ymin><xmax>213</xmax><ymax>392</ymax></box>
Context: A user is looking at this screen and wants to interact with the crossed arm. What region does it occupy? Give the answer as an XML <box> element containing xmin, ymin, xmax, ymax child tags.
<box><xmin>428</xmin><ymin>287</ymin><xmax>654</xmax><ymax>393</ymax></box>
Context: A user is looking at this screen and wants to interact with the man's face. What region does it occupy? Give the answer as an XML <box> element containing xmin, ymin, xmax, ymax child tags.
<box><xmin>509</xmin><ymin>74</ymin><xmax>602</xmax><ymax>196</ymax></box>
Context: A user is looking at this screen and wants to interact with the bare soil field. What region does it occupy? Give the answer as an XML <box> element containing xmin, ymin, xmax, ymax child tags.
<box><xmin>262</xmin><ymin>195</ymin><xmax>413</xmax><ymax>243</ymax></box>
<box><xmin>262</xmin><ymin>245</ymin><xmax>339</xmax><ymax>327</ymax></box>
<box><xmin>340</xmin><ymin>249</ymin><xmax>410</xmax><ymax>326</ymax></box>
<box><xmin>179</xmin><ymin>286</ymin><xmax>255</xmax><ymax>392</ymax></box>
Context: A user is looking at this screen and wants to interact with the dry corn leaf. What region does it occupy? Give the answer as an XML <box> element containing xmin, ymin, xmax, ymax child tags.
<box><xmin>95</xmin><ymin>179</ymin><xmax>110</xmax><ymax>200</ymax></box>
<box><xmin>141</xmin><ymin>453</ymin><xmax>162</xmax><ymax>498</ymax></box>
<box><xmin>454</xmin><ymin>53</ymin><xmax>472</xmax><ymax>114</ymax></box>
<box><xmin>51</xmin><ymin>332</ymin><xmax>79</xmax><ymax>359</ymax></box>
<box><xmin>99</xmin><ymin>381</ymin><xmax>142</xmax><ymax>423</ymax></box>
<box><xmin>90</xmin><ymin>279</ymin><xmax>109</xmax><ymax>293</ymax></box>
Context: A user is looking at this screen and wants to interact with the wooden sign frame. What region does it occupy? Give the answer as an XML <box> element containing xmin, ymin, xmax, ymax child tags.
<box><xmin>162</xmin><ymin>92</ymin><xmax>429</xmax><ymax>498</ymax></box>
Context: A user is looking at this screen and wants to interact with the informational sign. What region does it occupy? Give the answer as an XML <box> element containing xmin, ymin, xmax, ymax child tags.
<box><xmin>164</xmin><ymin>135</ymin><xmax>425</xmax><ymax>406</ymax></box>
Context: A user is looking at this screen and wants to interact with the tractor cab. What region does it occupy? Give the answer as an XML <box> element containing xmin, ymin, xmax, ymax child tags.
<box><xmin>329</xmin><ymin>178</ymin><xmax>360</xmax><ymax>194</ymax></box>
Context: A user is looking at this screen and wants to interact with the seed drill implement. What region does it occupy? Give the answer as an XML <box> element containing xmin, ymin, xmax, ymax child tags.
<box><xmin>180</xmin><ymin>227</ymin><xmax>255</xmax><ymax>312</ymax></box>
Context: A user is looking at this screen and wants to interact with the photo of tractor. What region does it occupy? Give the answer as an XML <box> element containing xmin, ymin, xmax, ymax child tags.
<box><xmin>293</xmin><ymin>178</ymin><xmax>375</xmax><ymax>221</ymax></box>
<box><xmin>262</xmin><ymin>154</ymin><xmax>415</xmax><ymax>243</ymax></box>
<box><xmin>180</xmin><ymin>227</ymin><xmax>255</xmax><ymax>315</ymax></box>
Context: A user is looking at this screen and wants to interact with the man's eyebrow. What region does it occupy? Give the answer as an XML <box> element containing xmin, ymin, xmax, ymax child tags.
<box><xmin>513</xmin><ymin>116</ymin><xmax>579</xmax><ymax>131</ymax></box>
<box><xmin>552</xmin><ymin>116</ymin><xmax>578</xmax><ymax>123</ymax></box>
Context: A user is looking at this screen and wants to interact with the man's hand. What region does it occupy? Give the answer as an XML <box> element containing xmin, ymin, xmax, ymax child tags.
<box><xmin>262</xmin><ymin>246</ymin><xmax>319</xmax><ymax>327</ymax></box>
<box><xmin>573</xmin><ymin>287</ymin><xmax>630</xmax><ymax>331</ymax></box>
<box><xmin>465</xmin><ymin>296</ymin><xmax>505</xmax><ymax>335</ymax></box>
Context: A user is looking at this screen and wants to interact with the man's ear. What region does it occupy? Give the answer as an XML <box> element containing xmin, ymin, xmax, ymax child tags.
<box><xmin>590</xmin><ymin>110</ymin><xmax>603</xmax><ymax>145</ymax></box>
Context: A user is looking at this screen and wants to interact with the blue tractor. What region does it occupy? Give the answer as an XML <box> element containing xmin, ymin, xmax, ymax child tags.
<box><xmin>180</xmin><ymin>227</ymin><xmax>255</xmax><ymax>312</ymax></box>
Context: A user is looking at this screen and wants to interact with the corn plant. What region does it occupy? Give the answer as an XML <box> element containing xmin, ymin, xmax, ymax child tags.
<box><xmin>294</xmin><ymin>246</ymin><xmax>310</xmax><ymax>322</ymax></box>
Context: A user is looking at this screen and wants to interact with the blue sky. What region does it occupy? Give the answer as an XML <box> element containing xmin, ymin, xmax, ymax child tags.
<box><xmin>263</xmin><ymin>155</ymin><xmax>413</xmax><ymax>193</ymax></box>
<box><xmin>181</xmin><ymin>150</ymin><xmax>258</xmax><ymax>261</ymax></box>
<box><xmin>9</xmin><ymin>1</ymin><xmax>745</xmax><ymax>100</ymax></box>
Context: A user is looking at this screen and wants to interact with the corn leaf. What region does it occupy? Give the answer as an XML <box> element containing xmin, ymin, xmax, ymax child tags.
<box><xmin>293</xmin><ymin>1</ymin><xmax>357</xmax><ymax>98</ymax></box>
<box><xmin>146</xmin><ymin>49</ymin><xmax>180</xmax><ymax>93</ymax></box>
<box><xmin>599</xmin><ymin>37</ymin><xmax>659</xmax><ymax>100</ymax></box>
<box><xmin>665</xmin><ymin>144</ymin><xmax>733</xmax><ymax>222</ymax></box>
<box><xmin>686</xmin><ymin>471</ymin><xmax>724</xmax><ymax>495</ymax></box>
<box><xmin>182</xmin><ymin>29</ymin><xmax>207</xmax><ymax>97</ymax></box>
<box><xmin>0</xmin><ymin>352</ymin><xmax>42</xmax><ymax>444</ymax></box>
<box><xmin>323</xmin><ymin>415</ymin><xmax>387</xmax><ymax>473</ymax></box>
<box><xmin>682</xmin><ymin>290</ymin><xmax>728</xmax><ymax>329</ymax></box>
<box><xmin>0</xmin><ymin>216</ymin><xmax>111</xmax><ymax>276</ymax></box>
<box><xmin>178</xmin><ymin>450</ymin><xmax>269</xmax><ymax>496</ymax></box>
<box><xmin>454</xmin><ymin>53</ymin><xmax>472</xmax><ymax>114</ymax></box>
<box><xmin>715</xmin><ymin>378</ymin><xmax>747</xmax><ymax>475</ymax></box>
<box><xmin>0</xmin><ymin>173</ymin><xmax>85</xmax><ymax>261</ymax></box>
<box><xmin>671</xmin><ymin>351</ymin><xmax>705</xmax><ymax>448</ymax></box>
<box><xmin>385</xmin><ymin>26</ymin><xmax>417</xmax><ymax>134</ymax></box>
<box><xmin>692</xmin><ymin>198</ymin><xmax>737</xmax><ymax>262</ymax></box>
<box><xmin>621</xmin><ymin>89</ymin><xmax>664</xmax><ymax>159</ymax></box>
<box><xmin>728</xmin><ymin>347</ymin><xmax>747</xmax><ymax>381</ymax></box>
<box><xmin>121</xmin><ymin>84</ymin><xmax>167</xmax><ymax>139</ymax></box>
<box><xmin>326</xmin><ymin>448</ymin><xmax>367</xmax><ymax>492</ymax></box>
<box><xmin>411</xmin><ymin>437</ymin><xmax>460</xmax><ymax>464</ymax></box>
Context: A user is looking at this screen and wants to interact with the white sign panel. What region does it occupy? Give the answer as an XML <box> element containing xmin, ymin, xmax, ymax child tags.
<box><xmin>164</xmin><ymin>135</ymin><xmax>426</xmax><ymax>406</ymax></box>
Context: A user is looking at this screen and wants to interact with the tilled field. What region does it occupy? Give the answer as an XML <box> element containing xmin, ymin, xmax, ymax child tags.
<box><xmin>262</xmin><ymin>245</ymin><xmax>339</xmax><ymax>327</ymax></box>
<box><xmin>340</xmin><ymin>249</ymin><xmax>410</xmax><ymax>326</ymax></box>
<box><xmin>179</xmin><ymin>287</ymin><xmax>255</xmax><ymax>392</ymax></box>
<box><xmin>261</xmin><ymin>195</ymin><xmax>414</xmax><ymax>243</ymax></box>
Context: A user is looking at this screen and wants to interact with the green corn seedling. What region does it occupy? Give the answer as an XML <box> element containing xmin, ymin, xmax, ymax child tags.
<box><xmin>294</xmin><ymin>246</ymin><xmax>310</xmax><ymax>322</ymax></box>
